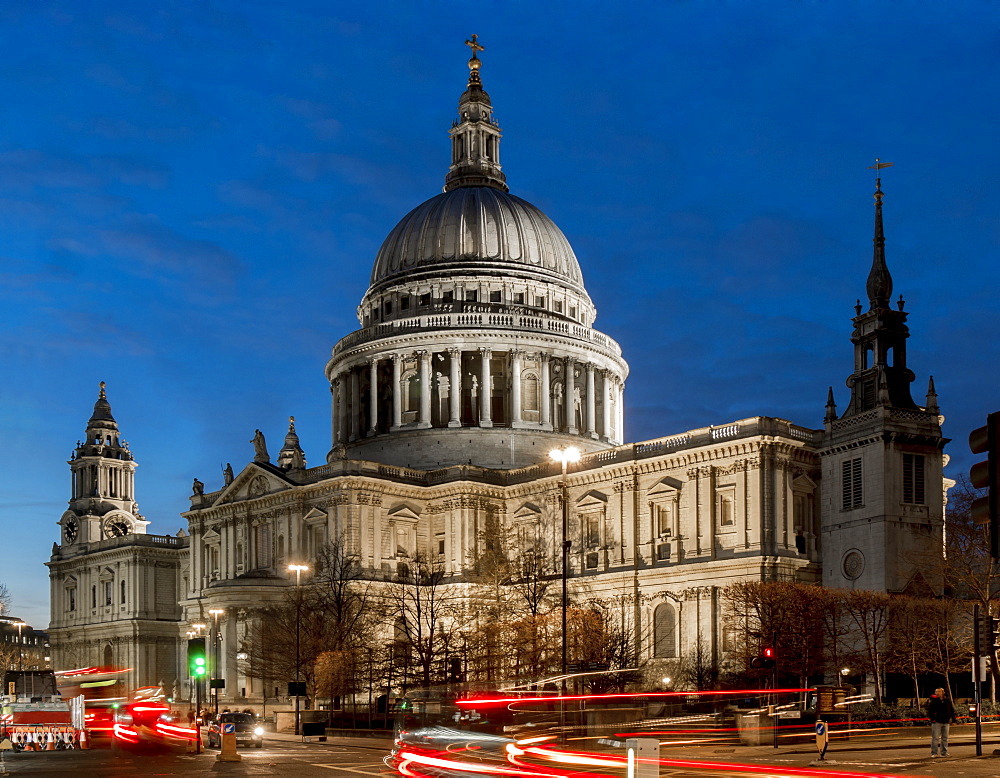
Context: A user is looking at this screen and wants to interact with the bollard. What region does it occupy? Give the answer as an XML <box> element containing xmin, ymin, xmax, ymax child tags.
<box><xmin>45</xmin><ymin>732</ymin><xmax>55</xmax><ymax>751</ymax></box>
<box><xmin>216</xmin><ymin>729</ymin><xmax>242</xmax><ymax>762</ymax></box>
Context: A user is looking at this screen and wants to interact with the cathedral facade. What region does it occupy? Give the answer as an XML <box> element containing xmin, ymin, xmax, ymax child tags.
<box><xmin>47</xmin><ymin>44</ymin><xmax>947</xmax><ymax>700</ymax></box>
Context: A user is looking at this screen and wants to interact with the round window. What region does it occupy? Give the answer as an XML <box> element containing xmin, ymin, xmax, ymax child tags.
<box><xmin>842</xmin><ymin>549</ymin><xmax>865</xmax><ymax>580</ymax></box>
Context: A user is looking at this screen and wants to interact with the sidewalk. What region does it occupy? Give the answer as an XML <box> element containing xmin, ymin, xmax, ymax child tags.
<box><xmin>662</xmin><ymin>726</ymin><xmax>1000</xmax><ymax>774</ymax></box>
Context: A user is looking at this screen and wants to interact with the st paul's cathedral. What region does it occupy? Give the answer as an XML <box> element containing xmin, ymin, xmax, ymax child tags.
<box><xmin>46</xmin><ymin>41</ymin><xmax>949</xmax><ymax>698</ymax></box>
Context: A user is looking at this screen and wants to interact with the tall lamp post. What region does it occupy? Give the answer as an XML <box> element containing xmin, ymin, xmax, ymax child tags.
<box><xmin>209</xmin><ymin>609</ymin><xmax>225</xmax><ymax>714</ymax></box>
<box><xmin>13</xmin><ymin>622</ymin><xmax>27</xmax><ymax>671</ymax></box>
<box><xmin>549</xmin><ymin>445</ymin><xmax>580</xmax><ymax>737</ymax></box>
<box><xmin>288</xmin><ymin>564</ymin><xmax>309</xmax><ymax>736</ymax></box>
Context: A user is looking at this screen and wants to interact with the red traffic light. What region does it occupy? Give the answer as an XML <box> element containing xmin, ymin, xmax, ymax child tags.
<box><xmin>763</xmin><ymin>647</ymin><xmax>775</xmax><ymax>659</ymax></box>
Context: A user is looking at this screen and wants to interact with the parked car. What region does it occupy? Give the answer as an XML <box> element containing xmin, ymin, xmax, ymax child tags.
<box><xmin>206</xmin><ymin>712</ymin><xmax>264</xmax><ymax>748</ymax></box>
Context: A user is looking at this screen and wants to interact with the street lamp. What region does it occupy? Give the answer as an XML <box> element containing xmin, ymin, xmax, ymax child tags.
<box><xmin>288</xmin><ymin>564</ymin><xmax>309</xmax><ymax>737</ymax></box>
<box><xmin>13</xmin><ymin>622</ymin><xmax>27</xmax><ymax>672</ymax></box>
<box><xmin>549</xmin><ymin>444</ymin><xmax>580</xmax><ymax>739</ymax></box>
<box><xmin>209</xmin><ymin>609</ymin><xmax>224</xmax><ymax>714</ymax></box>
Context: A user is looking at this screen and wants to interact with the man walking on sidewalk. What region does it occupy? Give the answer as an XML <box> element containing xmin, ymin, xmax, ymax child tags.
<box><xmin>926</xmin><ymin>687</ymin><xmax>957</xmax><ymax>757</ymax></box>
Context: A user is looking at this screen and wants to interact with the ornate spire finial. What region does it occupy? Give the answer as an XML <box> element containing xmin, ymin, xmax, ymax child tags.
<box><xmin>825</xmin><ymin>386</ymin><xmax>838</xmax><ymax>423</ymax></box>
<box><xmin>865</xmin><ymin>159</ymin><xmax>893</xmax><ymax>310</ymax></box>
<box><xmin>444</xmin><ymin>34</ymin><xmax>508</xmax><ymax>193</ymax></box>
<box><xmin>99</xmin><ymin>380</ymin><xmax>106</xmax><ymax>399</ymax></box>
<box><xmin>288</xmin><ymin>415</ymin><xmax>296</xmax><ymax>432</ymax></box>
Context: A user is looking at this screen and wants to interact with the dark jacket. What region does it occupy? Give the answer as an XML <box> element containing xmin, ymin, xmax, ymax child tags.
<box><xmin>926</xmin><ymin>694</ymin><xmax>957</xmax><ymax>724</ymax></box>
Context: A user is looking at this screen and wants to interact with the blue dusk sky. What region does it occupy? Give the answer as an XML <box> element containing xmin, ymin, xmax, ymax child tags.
<box><xmin>2</xmin><ymin>2</ymin><xmax>999</xmax><ymax>629</ymax></box>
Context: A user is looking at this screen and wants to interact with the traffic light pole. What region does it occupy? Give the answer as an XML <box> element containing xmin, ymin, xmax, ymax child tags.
<box><xmin>974</xmin><ymin>603</ymin><xmax>983</xmax><ymax>756</ymax></box>
<box><xmin>195</xmin><ymin>673</ymin><xmax>202</xmax><ymax>754</ymax></box>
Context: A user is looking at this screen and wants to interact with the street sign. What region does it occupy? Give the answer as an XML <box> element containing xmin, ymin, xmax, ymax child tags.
<box><xmin>223</xmin><ymin>723</ymin><xmax>235</xmax><ymax>734</ymax></box>
<box><xmin>815</xmin><ymin>720</ymin><xmax>829</xmax><ymax>760</ymax></box>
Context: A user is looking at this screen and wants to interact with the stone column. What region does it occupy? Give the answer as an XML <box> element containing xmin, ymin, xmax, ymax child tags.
<box><xmin>391</xmin><ymin>355</ymin><xmax>402</xmax><ymax>429</ymax></box>
<box><xmin>510</xmin><ymin>350</ymin><xmax>522</xmax><ymax>426</ymax></box>
<box><xmin>448</xmin><ymin>348</ymin><xmax>462</xmax><ymax>427</ymax></box>
<box><xmin>540</xmin><ymin>354</ymin><xmax>551</xmax><ymax>429</ymax></box>
<box><xmin>349</xmin><ymin>368</ymin><xmax>360</xmax><ymax>441</ymax></box>
<box><xmin>368</xmin><ymin>358</ymin><xmax>379</xmax><ymax>434</ymax></box>
<box><xmin>601</xmin><ymin>370</ymin><xmax>612</xmax><ymax>442</ymax></box>
<box><xmin>616</xmin><ymin>379</ymin><xmax>625</xmax><ymax>443</ymax></box>
<box><xmin>566</xmin><ymin>358</ymin><xmax>577</xmax><ymax>434</ymax></box>
<box><xmin>479</xmin><ymin>348</ymin><xmax>493</xmax><ymax>427</ymax></box>
<box><xmin>418</xmin><ymin>350</ymin><xmax>432</xmax><ymax>428</ymax></box>
<box><xmin>585</xmin><ymin>363</ymin><xmax>596</xmax><ymax>438</ymax></box>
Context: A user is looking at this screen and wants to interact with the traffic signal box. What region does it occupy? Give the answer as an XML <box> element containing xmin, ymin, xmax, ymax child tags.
<box><xmin>187</xmin><ymin>637</ymin><xmax>207</xmax><ymax>678</ymax></box>
<box><xmin>751</xmin><ymin>647</ymin><xmax>776</xmax><ymax>670</ymax></box>
<box><xmin>980</xmin><ymin>614</ymin><xmax>1000</xmax><ymax>653</ymax></box>
<box><xmin>969</xmin><ymin>411</ymin><xmax>1000</xmax><ymax>560</ymax></box>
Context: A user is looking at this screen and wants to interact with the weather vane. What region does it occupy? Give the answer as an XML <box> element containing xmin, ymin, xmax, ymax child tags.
<box><xmin>867</xmin><ymin>157</ymin><xmax>893</xmax><ymax>184</ymax></box>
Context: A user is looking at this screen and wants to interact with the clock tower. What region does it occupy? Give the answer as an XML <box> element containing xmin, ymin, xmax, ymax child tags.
<box><xmin>59</xmin><ymin>382</ymin><xmax>149</xmax><ymax>546</ymax></box>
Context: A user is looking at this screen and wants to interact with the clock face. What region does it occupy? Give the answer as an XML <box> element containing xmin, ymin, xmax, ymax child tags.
<box><xmin>104</xmin><ymin>518</ymin><xmax>131</xmax><ymax>538</ymax></box>
<box><xmin>63</xmin><ymin>519</ymin><xmax>79</xmax><ymax>544</ymax></box>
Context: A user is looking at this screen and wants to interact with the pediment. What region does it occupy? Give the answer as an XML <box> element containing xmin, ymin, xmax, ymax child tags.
<box><xmin>792</xmin><ymin>473</ymin><xmax>818</xmax><ymax>491</ymax></box>
<box><xmin>513</xmin><ymin>502</ymin><xmax>542</xmax><ymax>520</ymax></box>
<box><xmin>302</xmin><ymin>507</ymin><xmax>326</xmax><ymax>524</ymax></box>
<box><xmin>203</xmin><ymin>529</ymin><xmax>221</xmax><ymax>543</ymax></box>
<box><xmin>576</xmin><ymin>490</ymin><xmax>608</xmax><ymax>508</ymax></box>
<box><xmin>214</xmin><ymin>463</ymin><xmax>292</xmax><ymax>505</ymax></box>
<box><xmin>387</xmin><ymin>504</ymin><xmax>421</xmax><ymax>522</ymax></box>
<box><xmin>648</xmin><ymin>477</ymin><xmax>683</xmax><ymax>495</ymax></box>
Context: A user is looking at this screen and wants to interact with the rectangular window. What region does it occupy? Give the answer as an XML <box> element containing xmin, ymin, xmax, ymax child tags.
<box><xmin>554</xmin><ymin>300</ymin><xmax>563</xmax><ymax>313</ymax></box>
<box><xmin>514</xmin><ymin>292</ymin><xmax>524</xmax><ymax>304</ymax></box>
<box><xmin>489</xmin><ymin>290</ymin><xmax>501</xmax><ymax>303</ymax></box>
<box><xmin>465</xmin><ymin>290</ymin><xmax>477</xmax><ymax>302</ymax></box>
<box><xmin>842</xmin><ymin>457</ymin><xmax>863</xmax><ymax>510</ymax></box>
<box><xmin>104</xmin><ymin>581</ymin><xmax>113</xmax><ymax>606</ymax></box>
<box><xmin>570</xmin><ymin>306</ymin><xmax>577</xmax><ymax>319</ymax></box>
<box><xmin>442</xmin><ymin>290</ymin><xmax>453</xmax><ymax>303</ymax></box>
<box><xmin>383</xmin><ymin>300</ymin><xmax>393</xmax><ymax>315</ymax></box>
<box><xmin>419</xmin><ymin>293</ymin><xmax>431</xmax><ymax>307</ymax></box>
<box><xmin>861</xmin><ymin>380</ymin><xmax>876</xmax><ymax>410</ymax></box>
<box><xmin>437</xmin><ymin>538</ymin><xmax>445</xmax><ymax>555</ymax></box>
<box><xmin>535</xmin><ymin>296</ymin><xmax>545</xmax><ymax>307</ymax></box>
<box><xmin>400</xmin><ymin>295</ymin><xmax>410</xmax><ymax>310</ymax></box>
<box><xmin>903</xmin><ymin>453</ymin><xmax>926</xmax><ymax>505</ymax></box>
<box><xmin>68</xmin><ymin>589</ymin><xmax>76</xmax><ymax>612</ymax></box>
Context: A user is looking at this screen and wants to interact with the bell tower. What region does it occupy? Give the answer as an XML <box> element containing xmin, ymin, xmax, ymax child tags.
<box><xmin>820</xmin><ymin>169</ymin><xmax>948</xmax><ymax>593</ymax></box>
<box><xmin>60</xmin><ymin>382</ymin><xmax>148</xmax><ymax>547</ymax></box>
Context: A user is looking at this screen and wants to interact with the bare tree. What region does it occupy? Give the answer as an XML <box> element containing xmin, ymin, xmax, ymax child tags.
<box><xmin>723</xmin><ymin>581</ymin><xmax>826</xmax><ymax>686</ymax></box>
<box><xmin>841</xmin><ymin>589</ymin><xmax>893</xmax><ymax>702</ymax></box>
<box><xmin>0</xmin><ymin>582</ymin><xmax>10</xmax><ymax>616</ymax></box>
<box><xmin>386</xmin><ymin>554</ymin><xmax>465</xmax><ymax>689</ymax></box>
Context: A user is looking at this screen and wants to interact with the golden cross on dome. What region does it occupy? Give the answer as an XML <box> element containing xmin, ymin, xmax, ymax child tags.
<box><xmin>465</xmin><ymin>34</ymin><xmax>484</xmax><ymax>59</ymax></box>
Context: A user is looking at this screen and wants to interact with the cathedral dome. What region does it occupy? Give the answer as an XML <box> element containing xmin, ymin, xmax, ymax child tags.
<box><xmin>369</xmin><ymin>186</ymin><xmax>586</xmax><ymax>293</ymax></box>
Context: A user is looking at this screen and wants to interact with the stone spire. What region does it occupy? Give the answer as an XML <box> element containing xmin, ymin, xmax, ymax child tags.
<box><xmin>865</xmin><ymin>171</ymin><xmax>893</xmax><ymax>310</ymax></box>
<box><xmin>277</xmin><ymin>416</ymin><xmax>306</xmax><ymax>470</ymax></box>
<box><xmin>925</xmin><ymin>375</ymin><xmax>940</xmax><ymax>415</ymax></box>
<box><xmin>824</xmin><ymin>386</ymin><xmax>837</xmax><ymax>422</ymax></box>
<box><xmin>443</xmin><ymin>34</ymin><xmax>508</xmax><ymax>193</ymax></box>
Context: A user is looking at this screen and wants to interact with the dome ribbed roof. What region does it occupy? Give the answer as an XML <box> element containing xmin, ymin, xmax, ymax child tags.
<box><xmin>370</xmin><ymin>187</ymin><xmax>586</xmax><ymax>291</ymax></box>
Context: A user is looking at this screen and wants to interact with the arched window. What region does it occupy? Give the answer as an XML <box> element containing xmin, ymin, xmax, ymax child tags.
<box><xmin>401</xmin><ymin>370</ymin><xmax>419</xmax><ymax>422</ymax></box>
<box><xmin>103</xmin><ymin>644</ymin><xmax>113</xmax><ymax>667</ymax></box>
<box><xmin>653</xmin><ymin>602</ymin><xmax>677</xmax><ymax>658</ymax></box>
<box><xmin>521</xmin><ymin>371</ymin><xmax>539</xmax><ymax>419</ymax></box>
